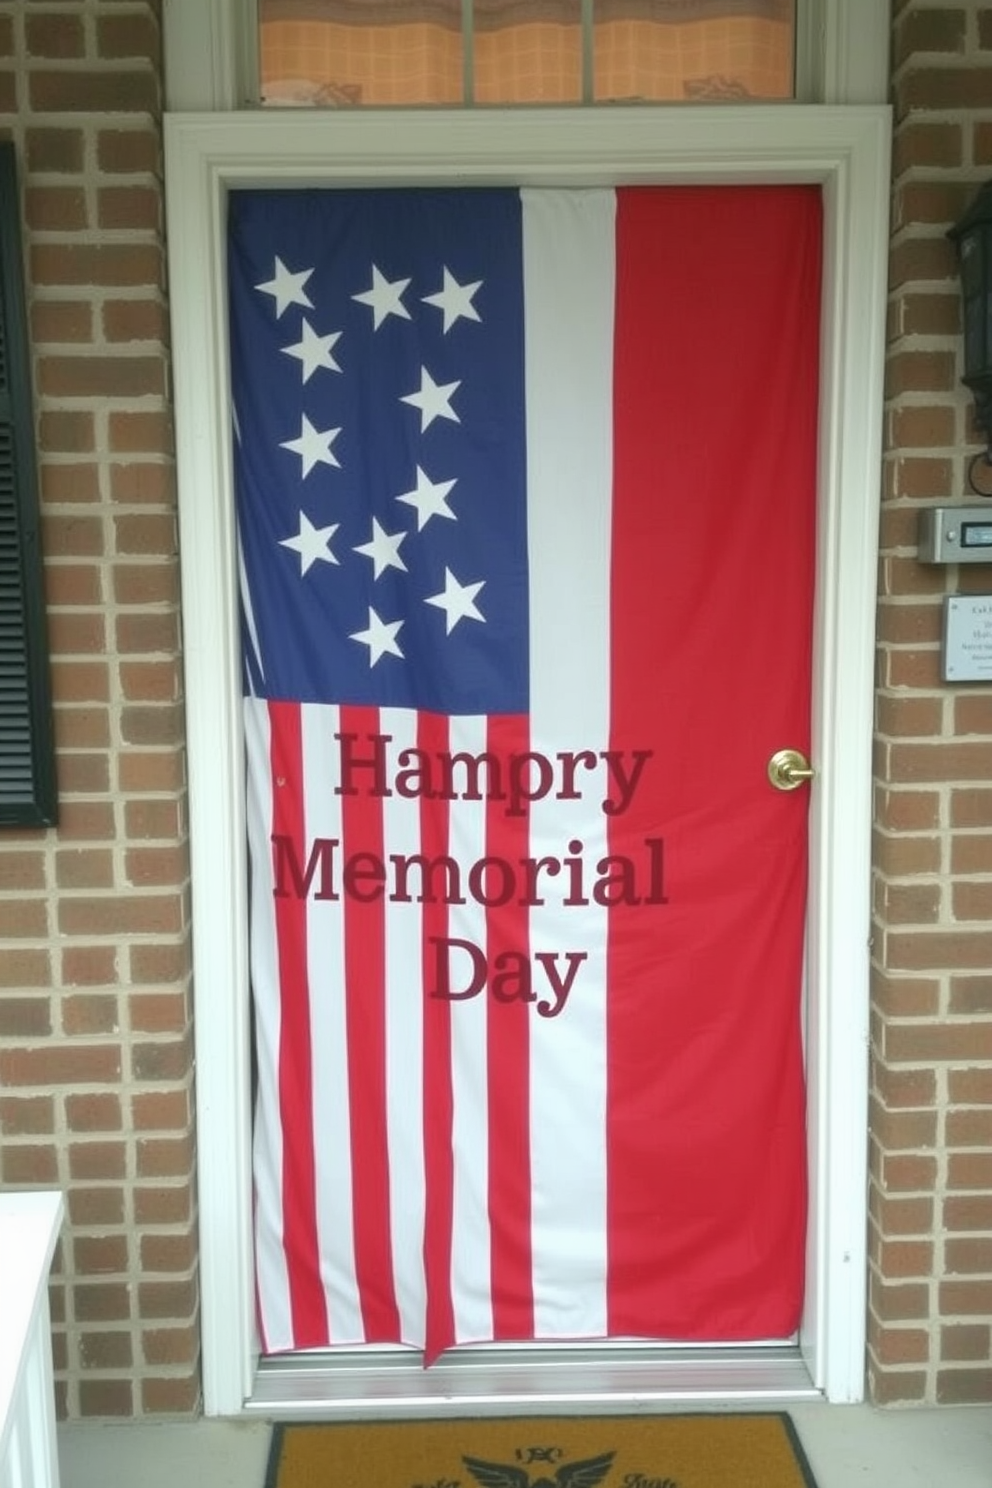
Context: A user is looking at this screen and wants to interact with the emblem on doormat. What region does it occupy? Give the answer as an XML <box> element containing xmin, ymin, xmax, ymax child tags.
<box><xmin>462</xmin><ymin>1447</ymin><xmax>617</xmax><ymax>1488</ymax></box>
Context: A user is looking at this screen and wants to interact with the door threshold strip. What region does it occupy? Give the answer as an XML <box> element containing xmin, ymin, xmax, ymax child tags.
<box><xmin>247</xmin><ymin>1344</ymin><xmax>818</xmax><ymax>1418</ymax></box>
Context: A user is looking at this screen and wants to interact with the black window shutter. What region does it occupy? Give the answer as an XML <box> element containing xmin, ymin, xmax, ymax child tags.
<box><xmin>0</xmin><ymin>142</ymin><xmax>57</xmax><ymax>827</ymax></box>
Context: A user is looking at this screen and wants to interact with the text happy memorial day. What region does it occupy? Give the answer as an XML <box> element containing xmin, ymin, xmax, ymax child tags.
<box><xmin>271</xmin><ymin>732</ymin><xmax>667</xmax><ymax>1019</ymax></box>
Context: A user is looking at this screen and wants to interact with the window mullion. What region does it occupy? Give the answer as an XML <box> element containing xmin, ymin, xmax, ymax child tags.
<box><xmin>581</xmin><ymin>0</ymin><xmax>594</xmax><ymax>105</ymax></box>
<box><xmin>794</xmin><ymin>0</ymin><xmax>823</xmax><ymax>104</ymax></box>
<box><xmin>463</xmin><ymin>0</ymin><xmax>475</xmax><ymax>105</ymax></box>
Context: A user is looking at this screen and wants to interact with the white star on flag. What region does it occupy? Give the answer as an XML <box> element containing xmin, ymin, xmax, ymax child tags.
<box><xmin>425</xmin><ymin>567</ymin><xmax>485</xmax><ymax>634</ymax></box>
<box><xmin>396</xmin><ymin>465</ymin><xmax>458</xmax><ymax>530</ymax></box>
<box><xmin>422</xmin><ymin>267</ymin><xmax>483</xmax><ymax>333</ymax></box>
<box><xmin>354</xmin><ymin>518</ymin><xmax>408</xmax><ymax>579</ymax></box>
<box><xmin>400</xmin><ymin>367</ymin><xmax>461</xmax><ymax>431</ymax></box>
<box><xmin>350</xmin><ymin>606</ymin><xmax>404</xmax><ymax>667</ymax></box>
<box><xmin>351</xmin><ymin>265</ymin><xmax>412</xmax><ymax>329</ymax></box>
<box><xmin>279</xmin><ymin>513</ymin><xmax>340</xmax><ymax>576</ymax></box>
<box><xmin>256</xmin><ymin>256</ymin><xmax>314</xmax><ymax>318</ymax></box>
<box><xmin>280</xmin><ymin>414</ymin><xmax>342</xmax><ymax>477</ymax></box>
<box><xmin>282</xmin><ymin>320</ymin><xmax>343</xmax><ymax>382</ymax></box>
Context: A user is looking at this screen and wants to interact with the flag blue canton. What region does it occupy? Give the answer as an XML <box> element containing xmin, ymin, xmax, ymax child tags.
<box><xmin>228</xmin><ymin>188</ymin><xmax>529</xmax><ymax>716</ymax></box>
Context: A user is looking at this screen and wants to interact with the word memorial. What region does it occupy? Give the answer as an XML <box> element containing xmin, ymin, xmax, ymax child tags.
<box><xmin>271</xmin><ymin>731</ymin><xmax>667</xmax><ymax>1017</ymax></box>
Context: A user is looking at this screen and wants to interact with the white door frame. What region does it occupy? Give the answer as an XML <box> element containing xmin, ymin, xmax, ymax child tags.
<box><xmin>164</xmin><ymin>103</ymin><xmax>890</xmax><ymax>1417</ymax></box>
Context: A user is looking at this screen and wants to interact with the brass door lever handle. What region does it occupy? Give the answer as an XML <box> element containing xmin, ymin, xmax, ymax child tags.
<box><xmin>767</xmin><ymin>748</ymin><xmax>815</xmax><ymax>792</ymax></box>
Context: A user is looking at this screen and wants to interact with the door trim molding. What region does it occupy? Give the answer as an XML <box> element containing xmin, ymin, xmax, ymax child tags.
<box><xmin>163</xmin><ymin>104</ymin><xmax>891</xmax><ymax>1415</ymax></box>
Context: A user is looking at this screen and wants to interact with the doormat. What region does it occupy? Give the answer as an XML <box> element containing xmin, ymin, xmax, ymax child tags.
<box><xmin>265</xmin><ymin>1412</ymin><xmax>818</xmax><ymax>1488</ymax></box>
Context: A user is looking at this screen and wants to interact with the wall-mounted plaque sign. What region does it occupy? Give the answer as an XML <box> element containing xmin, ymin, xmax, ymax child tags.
<box><xmin>942</xmin><ymin>595</ymin><xmax>992</xmax><ymax>681</ymax></box>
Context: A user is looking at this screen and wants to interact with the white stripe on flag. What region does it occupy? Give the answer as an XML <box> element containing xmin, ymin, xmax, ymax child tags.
<box><xmin>447</xmin><ymin>713</ymin><xmax>495</xmax><ymax>1345</ymax></box>
<box><xmin>303</xmin><ymin>703</ymin><xmax>365</xmax><ymax>1341</ymax></box>
<box><xmin>244</xmin><ymin>697</ymin><xmax>293</xmax><ymax>1350</ymax></box>
<box><xmin>381</xmin><ymin>707</ymin><xmax>428</xmax><ymax>1346</ymax></box>
<box><xmin>238</xmin><ymin>533</ymin><xmax>265</xmax><ymax>692</ymax></box>
<box><xmin>522</xmin><ymin>188</ymin><xmax>615</xmax><ymax>1339</ymax></box>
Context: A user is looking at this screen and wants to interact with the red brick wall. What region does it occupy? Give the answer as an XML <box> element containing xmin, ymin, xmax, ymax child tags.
<box><xmin>0</xmin><ymin>0</ymin><xmax>198</xmax><ymax>1418</ymax></box>
<box><xmin>0</xmin><ymin>0</ymin><xmax>990</xmax><ymax>1422</ymax></box>
<box><xmin>871</xmin><ymin>0</ymin><xmax>992</xmax><ymax>1407</ymax></box>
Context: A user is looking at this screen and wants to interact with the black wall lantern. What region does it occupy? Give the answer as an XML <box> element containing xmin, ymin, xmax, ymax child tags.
<box><xmin>949</xmin><ymin>179</ymin><xmax>992</xmax><ymax>495</ymax></box>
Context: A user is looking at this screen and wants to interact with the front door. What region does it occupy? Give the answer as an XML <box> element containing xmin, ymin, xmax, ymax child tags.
<box><xmin>228</xmin><ymin>182</ymin><xmax>821</xmax><ymax>1363</ymax></box>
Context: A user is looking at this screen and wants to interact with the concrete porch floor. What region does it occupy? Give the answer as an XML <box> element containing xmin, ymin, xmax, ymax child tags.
<box><xmin>57</xmin><ymin>1403</ymin><xmax>992</xmax><ymax>1487</ymax></box>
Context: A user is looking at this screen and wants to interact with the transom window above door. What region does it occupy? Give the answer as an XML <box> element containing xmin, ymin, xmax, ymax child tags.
<box><xmin>258</xmin><ymin>0</ymin><xmax>797</xmax><ymax>108</ymax></box>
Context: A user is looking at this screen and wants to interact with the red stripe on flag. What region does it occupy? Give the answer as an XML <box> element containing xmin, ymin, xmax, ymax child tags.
<box><xmin>421</xmin><ymin>710</ymin><xmax>456</xmax><ymax>1360</ymax></box>
<box><xmin>339</xmin><ymin>704</ymin><xmax>401</xmax><ymax>1342</ymax></box>
<box><xmin>606</xmin><ymin>186</ymin><xmax>819</xmax><ymax>1338</ymax></box>
<box><xmin>485</xmin><ymin>713</ymin><xmax>534</xmax><ymax>1340</ymax></box>
<box><xmin>269</xmin><ymin>700</ymin><xmax>328</xmax><ymax>1347</ymax></box>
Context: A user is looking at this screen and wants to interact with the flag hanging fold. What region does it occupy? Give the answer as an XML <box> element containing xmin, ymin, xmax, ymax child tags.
<box><xmin>228</xmin><ymin>183</ymin><xmax>821</xmax><ymax>1361</ymax></box>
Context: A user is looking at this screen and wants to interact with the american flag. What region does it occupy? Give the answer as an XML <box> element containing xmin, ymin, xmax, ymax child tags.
<box><xmin>229</xmin><ymin>184</ymin><xmax>819</xmax><ymax>1360</ymax></box>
